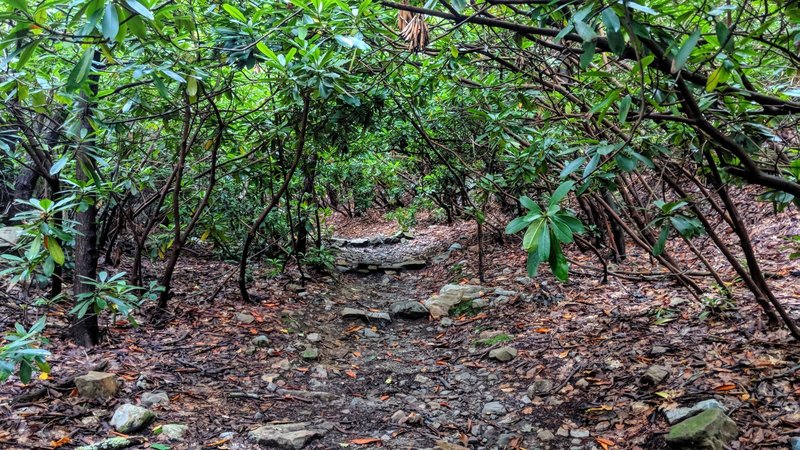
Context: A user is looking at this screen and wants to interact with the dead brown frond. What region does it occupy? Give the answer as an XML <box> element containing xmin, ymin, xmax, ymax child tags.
<box><xmin>396</xmin><ymin>3</ymin><xmax>429</xmax><ymax>53</ymax></box>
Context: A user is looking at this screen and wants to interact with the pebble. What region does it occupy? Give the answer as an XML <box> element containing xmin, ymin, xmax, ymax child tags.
<box><xmin>252</xmin><ymin>335</ymin><xmax>270</xmax><ymax>348</ymax></box>
<box><xmin>570</xmin><ymin>428</ymin><xmax>590</xmax><ymax>438</ymax></box>
<box><xmin>236</xmin><ymin>313</ymin><xmax>255</xmax><ymax>324</ymax></box>
<box><xmin>141</xmin><ymin>391</ymin><xmax>169</xmax><ymax>408</ymax></box>
<box><xmin>537</xmin><ymin>429</ymin><xmax>555</xmax><ymax>441</ymax></box>
<box><xmin>482</xmin><ymin>401</ymin><xmax>507</xmax><ymax>415</ymax></box>
<box><xmin>306</xmin><ymin>333</ymin><xmax>321</xmax><ymax>343</ymax></box>
<box><xmin>641</xmin><ymin>365</ymin><xmax>670</xmax><ymax>385</ymax></box>
<box><xmin>488</xmin><ymin>346</ymin><xmax>517</xmax><ymax>362</ymax></box>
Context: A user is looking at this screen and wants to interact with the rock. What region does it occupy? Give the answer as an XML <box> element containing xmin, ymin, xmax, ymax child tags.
<box><xmin>391</xmin><ymin>301</ymin><xmax>429</xmax><ymax>319</ymax></box>
<box><xmin>537</xmin><ymin>429</ymin><xmax>555</xmax><ymax>441</ymax></box>
<box><xmin>275</xmin><ymin>389</ymin><xmax>337</xmax><ymax>401</ymax></box>
<box><xmin>390</xmin><ymin>410</ymin><xmax>407</xmax><ymax>424</ymax></box>
<box><xmin>791</xmin><ymin>437</ymin><xmax>800</xmax><ymax>450</ymax></box>
<box><xmin>159</xmin><ymin>423</ymin><xmax>188</xmax><ymax>441</ymax></box>
<box><xmin>236</xmin><ymin>313</ymin><xmax>255</xmax><ymax>324</ymax></box>
<box><xmin>75</xmin><ymin>437</ymin><xmax>145</xmax><ymax>450</ymax></box>
<box><xmin>575</xmin><ymin>378</ymin><xmax>589</xmax><ymax>389</ymax></box>
<box><xmin>440</xmin><ymin>318</ymin><xmax>453</xmax><ymax>327</ymax></box>
<box><xmin>109</xmin><ymin>403</ymin><xmax>155</xmax><ymax>433</ymax></box>
<box><xmin>527</xmin><ymin>379</ymin><xmax>553</xmax><ymax>397</ymax></box>
<box><xmin>361</xmin><ymin>328</ymin><xmax>380</xmax><ymax>338</ymax></box>
<box><xmin>449</xmin><ymin>243</ymin><xmax>463</xmax><ymax>252</ymax></box>
<box><xmin>414</xmin><ymin>374</ymin><xmax>431</xmax><ymax>384</ymax></box>
<box><xmin>380</xmin><ymin>259</ymin><xmax>427</xmax><ymax>271</ymax></box>
<box><xmin>482</xmin><ymin>401</ymin><xmax>507</xmax><ymax>415</ymax></box>
<box><xmin>424</xmin><ymin>284</ymin><xmax>487</xmax><ymax>318</ymax></box>
<box><xmin>436</xmin><ymin>441</ymin><xmax>470</xmax><ymax>450</ymax></box>
<box><xmin>252</xmin><ymin>335</ymin><xmax>270</xmax><ymax>347</ymax></box>
<box><xmin>306</xmin><ymin>333</ymin><xmax>321</xmax><ymax>343</ymax></box>
<box><xmin>341</xmin><ymin>308</ymin><xmax>391</xmax><ymax>324</ymax></box>
<box><xmin>74</xmin><ymin>371</ymin><xmax>119</xmax><ymax>399</ymax></box>
<box><xmin>0</xmin><ymin>227</ymin><xmax>21</xmax><ymax>247</ymax></box>
<box><xmin>342</xmin><ymin>307</ymin><xmax>368</xmax><ymax>320</ymax></box>
<box><xmin>300</xmin><ymin>347</ymin><xmax>319</xmax><ymax>360</ymax></box>
<box><xmin>651</xmin><ymin>345</ymin><xmax>669</xmax><ymax>354</ymax></box>
<box><xmin>249</xmin><ymin>422</ymin><xmax>333</xmax><ymax>449</ymax></box>
<box><xmin>141</xmin><ymin>391</ymin><xmax>169</xmax><ymax>408</ymax></box>
<box><xmin>666</xmin><ymin>408</ymin><xmax>738</xmax><ymax>450</ymax></box>
<box><xmin>497</xmin><ymin>433</ymin><xmax>518</xmax><ymax>448</ymax></box>
<box><xmin>570</xmin><ymin>428</ymin><xmax>590</xmax><ymax>438</ymax></box>
<box><xmin>489</xmin><ymin>346</ymin><xmax>517</xmax><ymax>362</ymax></box>
<box><xmin>641</xmin><ymin>365</ymin><xmax>670</xmax><ymax>385</ymax></box>
<box><xmin>665</xmin><ymin>399</ymin><xmax>727</xmax><ymax>425</ymax></box>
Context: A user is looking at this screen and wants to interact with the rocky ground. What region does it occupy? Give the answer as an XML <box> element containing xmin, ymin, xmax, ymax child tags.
<box><xmin>1</xmin><ymin>211</ymin><xmax>799</xmax><ymax>450</ymax></box>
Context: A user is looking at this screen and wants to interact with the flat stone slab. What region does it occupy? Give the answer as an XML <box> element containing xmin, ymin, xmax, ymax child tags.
<box><xmin>249</xmin><ymin>421</ymin><xmax>333</xmax><ymax>449</ymax></box>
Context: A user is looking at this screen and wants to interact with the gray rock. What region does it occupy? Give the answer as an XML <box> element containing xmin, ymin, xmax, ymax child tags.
<box><xmin>301</xmin><ymin>347</ymin><xmax>320</xmax><ymax>360</ymax></box>
<box><xmin>276</xmin><ymin>389</ymin><xmax>337</xmax><ymax>401</ymax></box>
<box><xmin>570</xmin><ymin>428</ymin><xmax>590</xmax><ymax>438</ymax></box>
<box><xmin>74</xmin><ymin>371</ymin><xmax>119</xmax><ymax>399</ymax></box>
<box><xmin>425</xmin><ymin>284</ymin><xmax>487</xmax><ymax>318</ymax></box>
<box><xmin>667</xmin><ymin>408</ymin><xmax>738</xmax><ymax>450</ymax></box>
<box><xmin>367</xmin><ymin>311</ymin><xmax>392</xmax><ymax>323</ymax></box>
<box><xmin>527</xmin><ymin>379</ymin><xmax>553</xmax><ymax>397</ymax></box>
<box><xmin>665</xmin><ymin>399</ymin><xmax>727</xmax><ymax>425</ymax></box>
<box><xmin>537</xmin><ymin>429</ymin><xmax>555</xmax><ymax>441</ymax></box>
<box><xmin>651</xmin><ymin>345</ymin><xmax>669</xmax><ymax>354</ymax></box>
<box><xmin>252</xmin><ymin>335</ymin><xmax>270</xmax><ymax>348</ymax></box>
<box><xmin>449</xmin><ymin>243</ymin><xmax>463</xmax><ymax>252</ymax></box>
<box><xmin>791</xmin><ymin>437</ymin><xmax>800</xmax><ymax>450</ymax></box>
<box><xmin>390</xmin><ymin>410</ymin><xmax>407</xmax><ymax>424</ymax></box>
<box><xmin>494</xmin><ymin>288</ymin><xmax>516</xmax><ymax>296</ymax></box>
<box><xmin>641</xmin><ymin>365</ymin><xmax>670</xmax><ymax>385</ymax></box>
<box><xmin>0</xmin><ymin>227</ymin><xmax>21</xmax><ymax>247</ymax></box>
<box><xmin>141</xmin><ymin>391</ymin><xmax>169</xmax><ymax>408</ymax></box>
<box><xmin>249</xmin><ymin>422</ymin><xmax>333</xmax><ymax>449</ymax></box>
<box><xmin>361</xmin><ymin>328</ymin><xmax>380</xmax><ymax>338</ymax></box>
<box><xmin>109</xmin><ymin>403</ymin><xmax>155</xmax><ymax>433</ymax></box>
<box><xmin>159</xmin><ymin>423</ymin><xmax>188</xmax><ymax>441</ymax></box>
<box><xmin>236</xmin><ymin>313</ymin><xmax>255</xmax><ymax>324</ymax></box>
<box><xmin>306</xmin><ymin>333</ymin><xmax>321</xmax><ymax>343</ymax></box>
<box><xmin>440</xmin><ymin>318</ymin><xmax>453</xmax><ymax>327</ymax></box>
<box><xmin>482</xmin><ymin>401</ymin><xmax>507</xmax><ymax>415</ymax></box>
<box><xmin>341</xmin><ymin>307</ymin><xmax>367</xmax><ymax>319</ymax></box>
<box><xmin>489</xmin><ymin>346</ymin><xmax>517</xmax><ymax>362</ymax></box>
<box><xmin>496</xmin><ymin>433</ymin><xmax>518</xmax><ymax>448</ymax></box>
<box><xmin>391</xmin><ymin>301</ymin><xmax>429</xmax><ymax>319</ymax></box>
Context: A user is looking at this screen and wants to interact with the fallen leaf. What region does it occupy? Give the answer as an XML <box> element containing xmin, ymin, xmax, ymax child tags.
<box><xmin>50</xmin><ymin>436</ymin><xmax>71</xmax><ymax>448</ymax></box>
<box><xmin>350</xmin><ymin>437</ymin><xmax>382</xmax><ymax>445</ymax></box>
<box><xmin>596</xmin><ymin>437</ymin><xmax>614</xmax><ymax>449</ymax></box>
<box><xmin>714</xmin><ymin>383</ymin><xmax>737</xmax><ymax>391</ymax></box>
<box><xmin>345</xmin><ymin>370</ymin><xmax>357</xmax><ymax>379</ymax></box>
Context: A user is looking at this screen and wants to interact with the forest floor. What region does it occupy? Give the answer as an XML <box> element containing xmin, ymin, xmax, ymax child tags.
<box><xmin>1</xmin><ymin>206</ymin><xmax>800</xmax><ymax>450</ymax></box>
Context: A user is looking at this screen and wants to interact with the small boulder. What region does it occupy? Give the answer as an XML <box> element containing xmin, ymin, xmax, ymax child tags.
<box><xmin>790</xmin><ymin>436</ymin><xmax>800</xmax><ymax>450</ymax></box>
<box><xmin>306</xmin><ymin>333</ymin><xmax>321</xmax><ymax>343</ymax></box>
<box><xmin>527</xmin><ymin>379</ymin><xmax>553</xmax><ymax>397</ymax></box>
<box><xmin>141</xmin><ymin>391</ymin><xmax>170</xmax><ymax>408</ymax></box>
<box><xmin>641</xmin><ymin>365</ymin><xmax>670</xmax><ymax>385</ymax></box>
<box><xmin>236</xmin><ymin>313</ymin><xmax>255</xmax><ymax>324</ymax></box>
<box><xmin>74</xmin><ymin>371</ymin><xmax>119</xmax><ymax>399</ymax></box>
<box><xmin>110</xmin><ymin>403</ymin><xmax>155</xmax><ymax>433</ymax></box>
<box><xmin>666</xmin><ymin>408</ymin><xmax>738</xmax><ymax>450</ymax></box>
<box><xmin>341</xmin><ymin>307</ymin><xmax>368</xmax><ymax>320</ymax></box>
<box><xmin>248</xmin><ymin>422</ymin><xmax>332</xmax><ymax>449</ymax></box>
<box><xmin>159</xmin><ymin>423</ymin><xmax>188</xmax><ymax>441</ymax></box>
<box><xmin>665</xmin><ymin>399</ymin><xmax>727</xmax><ymax>425</ymax></box>
<box><xmin>489</xmin><ymin>346</ymin><xmax>517</xmax><ymax>362</ymax></box>
<box><xmin>390</xmin><ymin>301</ymin><xmax>429</xmax><ymax>319</ymax></box>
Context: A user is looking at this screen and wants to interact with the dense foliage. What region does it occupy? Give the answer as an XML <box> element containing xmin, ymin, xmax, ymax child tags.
<box><xmin>1</xmin><ymin>0</ymin><xmax>799</xmax><ymax>380</ymax></box>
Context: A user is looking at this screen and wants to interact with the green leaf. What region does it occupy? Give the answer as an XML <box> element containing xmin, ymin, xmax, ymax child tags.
<box><xmin>560</xmin><ymin>157</ymin><xmax>586</xmax><ymax>178</ymax></box>
<box><xmin>580</xmin><ymin>41</ymin><xmax>596</xmax><ymax>69</ymax></box>
<box><xmin>222</xmin><ymin>3</ymin><xmax>246</xmax><ymax>21</ymax></box>
<box><xmin>450</xmin><ymin>0</ymin><xmax>466</xmax><ymax>13</ymax></box>
<box><xmin>506</xmin><ymin>216</ymin><xmax>530</xmax><ymax>234</ymax></box>
<box><xmin>625</xmin><ymin>1</ymin><xmax>658</xmax><ymax>15</ymax></box>
<box><xmin>66</xmin><ymin>49</ymin><xmax>94</xmax><ymax>91</ymax></box>
<box><xmin>653</xmin><ymin>225</ymin><xmax>669</xmax><ymax>256</ymax></box>
<box><xmin>549</xmin><ymin>241</ymin><xmax>569</xmax><ymax>281</ymax></box>
<box><xmin>125</xmin><ymin>0</ymin><xmax>153</xmax><ymax>20</ymax></box>
<box><xmin>526</xmin><ymin>251</ymin><xmax>541</xmax><ymax>277</ymax></box>
<box><xmin>618</xmin><ymin>95</ymin><xmax>632</xmax><ymax>123</ymax></box>
<box><xmin>19</xmin><ymin>360</ymin><xmax>32</xmax><ymax>384</ymax></box>
<box><xmin>574</xmin><ymin>20</ymin><xmax>597</xmax><ymax>42</ymax></box>
<box><xmin>49</xmin><ymin>154</ymin><xmax>69</xmax><ymax>175</ymax></box>
<box><xmin>549</xmin><ymin>181</ymin><xmax>575</xmax><ymax>207</ymax></box>
<box><xmin>615</xmin><ymin>154</ymin><xmax>636</xmax><ymax>172</ymax></box>
<box><xmin>102</xmin><ymin>3</ymin><xmax>120</xmax><ymax>40</ymax></box>
<box><xmin>601</xmin><ymin>8</ymin><xmax>621</xmax><ymax>32</ymax></box>
<box><xmin>537</xmin><ymin>223</ymin><xmax>551</xmax><ymax>261</ymax></box>
<box><xmin>47</xmin><ymin>239</ymin><xmax>65</xmax><ymax>265</ymax></box>
<box><xmin>671</xmin><ymin>29</ymin><xmax>700</xmax><ymax>74</ymax></box>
